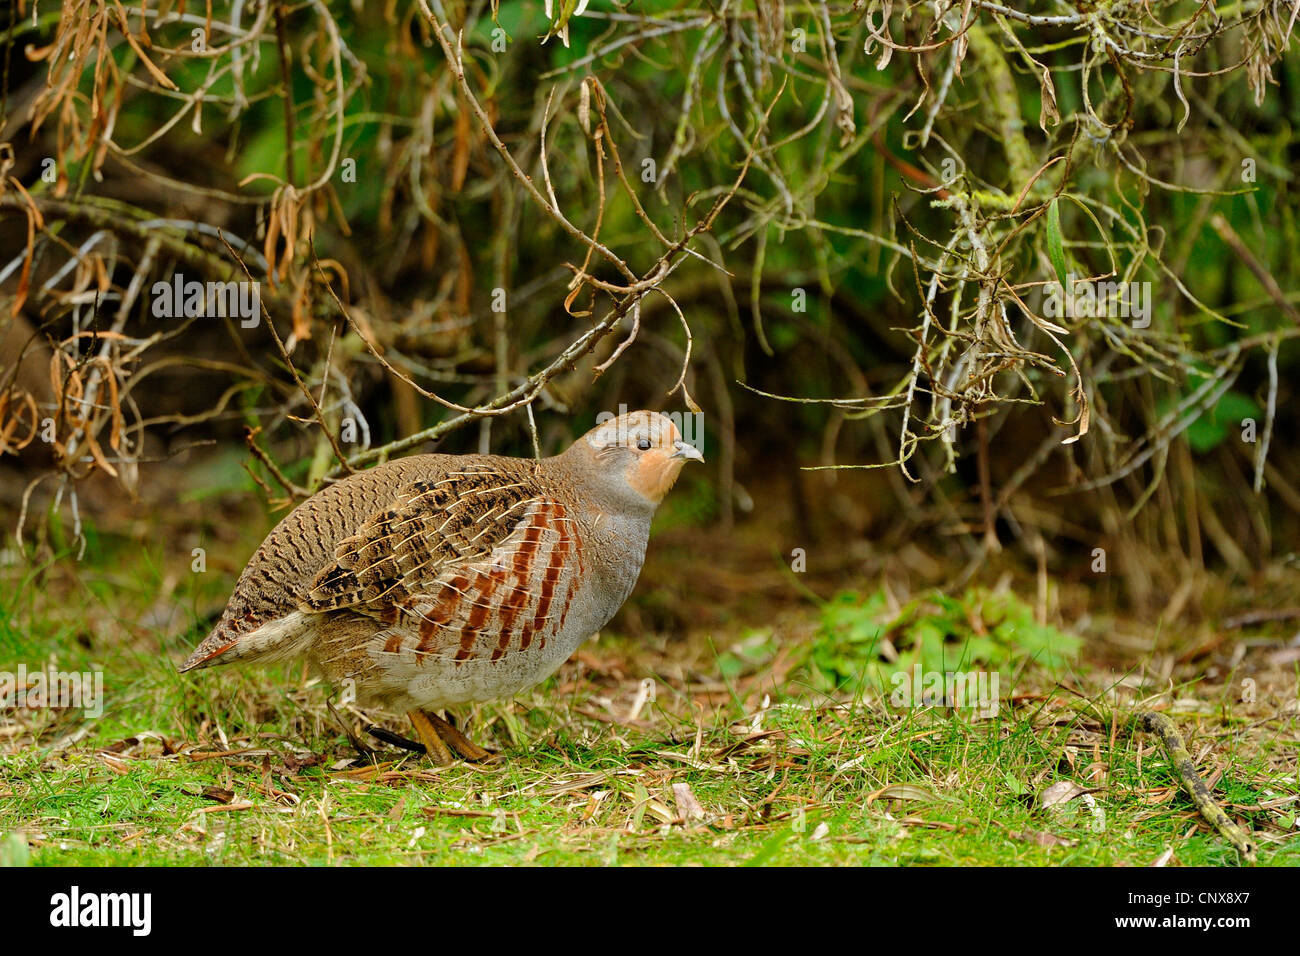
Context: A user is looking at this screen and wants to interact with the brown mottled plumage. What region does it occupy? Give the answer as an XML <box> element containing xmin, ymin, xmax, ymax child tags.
<box><xmin>180</xmin><ymin>411</ymin><xmax>702</xmax><ymax>763</ymax></box>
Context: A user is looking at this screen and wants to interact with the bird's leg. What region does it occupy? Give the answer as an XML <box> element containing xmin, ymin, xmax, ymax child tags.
<box><xmin>367</xmin><ymin>725</ymin><xmax>425</xmax><ymax>753</ymax></box>
<box><xmin>426</xmin><ymin>711</ymin><xmax>493</xmax><ymax>762</ymax></box>
<box><xmin>407</xmin><ymin>709</ymin><xmax>454</xmax><ymax>766</ymax></box>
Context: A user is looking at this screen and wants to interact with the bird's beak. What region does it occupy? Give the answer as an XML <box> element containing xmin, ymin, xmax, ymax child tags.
<box><xmin>672</xmin><ymin>440</ymin><xmax>704</xmax><ymax>463</ymax></box>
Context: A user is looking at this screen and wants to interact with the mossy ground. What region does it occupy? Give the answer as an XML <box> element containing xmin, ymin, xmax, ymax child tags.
<box><xmin>1</xmin><ymin>509</ymin><xmax>1296</xmax><ymax>867</ymax></box>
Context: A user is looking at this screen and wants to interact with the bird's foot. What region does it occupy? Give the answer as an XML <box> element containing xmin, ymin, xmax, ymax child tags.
<box><xmin>426</xmin><ymin>710</ymin><xmax>494</xmax><ymax>762</ymax></box>
<box><xmin>367</xmin><ymin>725</ymin><xmax>425</xmax><ymax>753</ymax></box>
<box><xmin>397</xmin><ymin>710</ymin><xmax>496</xmax><ymax>764</ymax></box>
<box><xmin>407</xmin><ymin>709</ymin><xmax>455</xmax><ymax>766</ymax></box>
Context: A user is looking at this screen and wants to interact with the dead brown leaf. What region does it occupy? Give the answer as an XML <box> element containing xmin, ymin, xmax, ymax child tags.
<box><xmin>672</xmin><ymin>782</ymin><xmax>706</xmax><ymax>822</ymax></box>
<box><xmin>1011</xmin><ymin>828</ymin><xmax>1075</xmax><ymax>848</ymax></box>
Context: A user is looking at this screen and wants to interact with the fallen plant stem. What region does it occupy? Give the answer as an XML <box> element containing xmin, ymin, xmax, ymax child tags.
<box><xmin>1135</xmin><ymin>712</ymin><xmax>1257</xmax><ymax>864</ymax></box>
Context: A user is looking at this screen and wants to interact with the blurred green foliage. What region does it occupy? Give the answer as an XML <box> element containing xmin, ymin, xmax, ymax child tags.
<box><xmin>806</xmin><ymin>587</ymin><xmax>1080</xmax><ymax>695</ymax></box>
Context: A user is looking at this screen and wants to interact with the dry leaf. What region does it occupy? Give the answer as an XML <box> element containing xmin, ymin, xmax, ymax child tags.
<box><xmin>1012</xmin><ymin>828</ymin><xmax>1074</xmax><ymax>848</ymax></box>
<box><xmin>867</xmin><ymin>784</ymin><xmax>941</xmax><ymax>805</ymax></box>
<box><xmin>672</xmin><ymin>782</ymin><xmax>705</xmax><ymax>822</ymax></box>
<box><xmin>1040</xmin><ymin>780</ymin><xmax>1089</xmax><ymax>810</ymax></box>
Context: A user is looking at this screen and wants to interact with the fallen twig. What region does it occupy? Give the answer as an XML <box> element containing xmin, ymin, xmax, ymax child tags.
<box><xmin>1135</xmin><ymin>712</ymin><xmax>1257</xmax><ymax>864</ymax></box>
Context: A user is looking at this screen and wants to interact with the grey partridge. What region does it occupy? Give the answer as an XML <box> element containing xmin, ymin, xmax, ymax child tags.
<box><xmin>180</xmin><ymin>410</ymin><xmax>703</xmax><ymax>763</ymax></box>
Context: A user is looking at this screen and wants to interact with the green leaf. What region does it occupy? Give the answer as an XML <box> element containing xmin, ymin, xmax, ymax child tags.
<box><xmin>1045</xmin><ymin>198</ymin><xmax>1069</xmax><ymax>290</ymax></box>
<box><xmin>1185</xmin><ymin>390</ymin><xmax>1261</xmax><ymax>454</ymax></box>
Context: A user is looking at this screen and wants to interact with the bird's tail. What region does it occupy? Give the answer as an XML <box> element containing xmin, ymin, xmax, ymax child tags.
<box><xmin>178</xmin><ymin>610</ymin><xmax>315</xmax><ymax>672</ymax></box>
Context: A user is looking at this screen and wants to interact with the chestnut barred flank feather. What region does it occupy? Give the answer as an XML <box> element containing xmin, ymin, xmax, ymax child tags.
<box><xmin>180</xmin><ymin>411</ymin><xmax>701</xmax><ymax>716</ymax></box>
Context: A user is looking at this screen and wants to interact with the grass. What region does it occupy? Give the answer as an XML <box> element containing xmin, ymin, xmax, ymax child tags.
<box><xmin>1</xmin><ymin>525</ymin><xmax>1298</xmax><ymax>867</ymax></box>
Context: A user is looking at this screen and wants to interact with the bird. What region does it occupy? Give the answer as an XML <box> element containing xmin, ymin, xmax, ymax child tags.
<box><xmin>179</xmin><ymin>410</ymin><xmax>703</xmax><ymax>764</ymax></box>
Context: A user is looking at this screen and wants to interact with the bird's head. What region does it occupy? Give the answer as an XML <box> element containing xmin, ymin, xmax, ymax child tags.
<box><xmin>572</xmin><ymin>410</ymin><xmax>704</xmax><ymax>507</ymax></box>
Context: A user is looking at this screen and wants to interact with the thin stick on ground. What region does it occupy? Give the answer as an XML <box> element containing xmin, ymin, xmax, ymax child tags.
<box><xmin>1136</xmin><ymin>711</ymin><xmax>1257</xmax><ymax>864</ymax></box>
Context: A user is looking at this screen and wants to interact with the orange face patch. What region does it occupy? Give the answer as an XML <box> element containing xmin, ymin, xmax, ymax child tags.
<box><xmin>627</xmin><ymin>447</ymin><xmax>690</xmax><ymax>503</ymax></box>
<box><xmin>626</xmin><ymin>420</ymin><xmax>690</xmax><ymax>503</ymax></box>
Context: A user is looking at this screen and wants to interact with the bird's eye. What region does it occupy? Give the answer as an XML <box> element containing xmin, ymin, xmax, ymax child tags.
<box><xmin>636</xmin><ymin>437</ymin><xmax>652</xmax><ymax>451</ymax></box>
